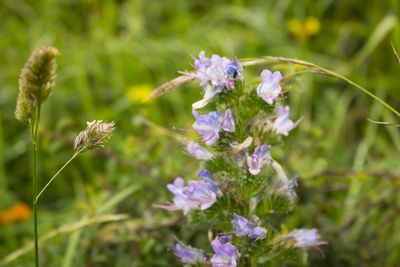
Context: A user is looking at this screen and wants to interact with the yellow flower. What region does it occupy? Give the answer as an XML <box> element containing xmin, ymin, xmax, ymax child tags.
<box><xmin>288</xmin><ymin>17</ymin><xmax>321</xmax><ymax>41</ymax></box>
<box><xmin>305</xmin><ymin>17</ymin><xmax>321</xmax><ymax>35</ymax></box>
<box><xmin>126</xmin><ymin>84</ymin><xmax>153</xmax><ymax>103</ymax></box>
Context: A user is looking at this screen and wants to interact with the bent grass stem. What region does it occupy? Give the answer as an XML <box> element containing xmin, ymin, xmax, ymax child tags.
<box><xmin>35</xmin><ymin>149</ymin><xmax>84</xmax><ymax>203</ymax></box>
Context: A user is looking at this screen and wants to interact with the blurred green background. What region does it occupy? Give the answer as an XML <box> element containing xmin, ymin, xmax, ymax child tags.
<box><xmin>0</xmin><ymin>0</ymin><xmax>399</xmax><ymax>266</ymax></box>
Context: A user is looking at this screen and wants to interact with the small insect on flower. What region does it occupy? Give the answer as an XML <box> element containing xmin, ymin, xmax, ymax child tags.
<box><xmin>226</xmin><ymin>58</ymin><xmax>243</xmax><ymax>89</ymax></box>
<box><xmin>15</xmin><ymin>46</ymin><xmax>59</xmax><ymax>122</ymax></box>
<box><xmin>246</xmin><ymin>144</ymin><xmax>272</xmax><ymax>175</ymax></box>
<box><xmin>273</xmin><ymin>106</ymin><xmax>301</xmax><ymax>136</ymax></box>
<box><xmin>174</xmin><ymin>243</ymin><xmax>207</xmax><ymax>264</ymax></box>
<box><xmin>285</xmin><ymin>228</ymin><xmax>322</xmax><ymax>248</ymax></box>
<box><xmin>231</xmin><ymin>213</ymin><xmax>267</xmax><ymax>240</ymax></box>
<box><xmin>210</xmin><ymin>236</ymin><xmax>240</xmax><ymax>267</ymax></box>
<box><xmin>74</xmin><ymin>120</ymin><xmax>116</xmax><ymax>151</ymax></box>
<box><xmin>257</xmin><ymin>69</ymin><xmax>282</xmax><ymax>105</ymax></box>
<box><xmin>186</xmin><ymin>142</ymin><xmax>213</xmax><ymax>161</ymax></box>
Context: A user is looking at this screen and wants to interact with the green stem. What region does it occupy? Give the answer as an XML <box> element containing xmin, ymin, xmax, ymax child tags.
<box><xmin>35</xmin><ymin>150</ymin><xmax>83</xmax><ymax>203</ymax></box>
<box><xmin>262</xmin><ymin>56</ymin><xmax>400</xmax><ymax>119</ymax></box>
<box><xmin>31</xmin><ymin>104</ymin><xmax>41</xmax><ymax>267</ymax></box>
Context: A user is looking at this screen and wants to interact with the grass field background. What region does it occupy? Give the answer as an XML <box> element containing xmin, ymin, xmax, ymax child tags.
<box><xmin>1</xmin><ymin>1</ymin><xmax>399</xmax><ymax>266</ymax></box>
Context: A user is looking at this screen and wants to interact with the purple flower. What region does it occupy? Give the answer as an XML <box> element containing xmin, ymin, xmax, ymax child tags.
<box><xmin>184</xmin><ymin>180</ymin><xmax>218</xmax><ymax>210</ymax></box>
<box><xmin>210</xmin><ymin>236</ymin><xmax>240</xmax><ymax>267</ymax></box>
<box><xmin>249</xmin><ymin>226</ymin><xmax>267</xmax><ymax>240</ymax></box>
<box><xmin>155</xmin><ymin>177</ymin><xmax>220</xmax><ymax>214</ymax></box>
<box><xmin>193</xmin><ymin>51</ymin><xmax>243</xmax><ymax>90</ymax></box>
<box><xmin>194</xmin><ymin>51</ymin><xmax>211</xmax><ymax>71</ymax></box>
<box><xmin>222</xmin><ymin>109</ymin><xmax>235</xmax><ymax>132</ymax></box>
<box><xmin>231</xmin><ymin>213</ymin><xmax>254</xmax><ymax>237</ymax></box>
<box><xmin>192</xmin><ymin>109</ymin><xmax>234</xmax><ymax>145</ymax></box>
<box><xmin>286</xmin><ymin>228</ymin><xmax>321</xmax><ymax>247</ymax></box>
<box><xmin>246</xmin><ymin>145</ymin><xmax>272</xmax><ymax>175</ymax></box>
<box><xmin>231</xmin><ymin>213</ymin><xmax>267</xmax><ymax>240</ymax></box>
<box><xmin>273</xmin><ymin>106</ymin><xmax>301</xmax><ymax>136</ymax></box>
<box><xmin>192</xmin><ymin>110</ymin><xmax>223</xmax><ymax>146</ymax></box>
<box><xmin>154</xmin><ymin>178</ymin><xmax>197</xmax><ymax>215</ymax></box>
<box><xmin>257</xmin><ymin>70</ymin><xmax>282</xmax><ymax>104</ymax></box>
<box><xmin>186</xmin><ymin>142</ymin><xmax>213</xmax><ymax>161</ymax></box>
<box><xmin>174</xmin><ymin>243</ymin><xmax>207</xmax><ymax>264</ymax></box>
<box><xmin>197</xmin><ymin>169</ymin><xmax>222</xmax><ymax>196</ymax></box>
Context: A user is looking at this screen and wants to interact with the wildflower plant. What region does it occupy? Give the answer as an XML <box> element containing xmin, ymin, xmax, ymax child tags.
<box><xmin>15</xmin><ymin>46</ymin><xmax>115</xmax><ymax>267</ymax></box>
<box><xmin>155</xmin><ymin>52</ymin><xmax>326</xmax><ymax>266</ymax></box>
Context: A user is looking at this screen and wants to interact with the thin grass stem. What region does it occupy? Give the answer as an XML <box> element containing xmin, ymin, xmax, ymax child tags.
<box><xmin>31</xmin><ymin>103</ymin><xmax>41</xmax><ymax>267</ymax></box>
<box><xmin>35</xmin><ymin>148</ymin><xmax>84</xmax><ymax>203</ymax></box>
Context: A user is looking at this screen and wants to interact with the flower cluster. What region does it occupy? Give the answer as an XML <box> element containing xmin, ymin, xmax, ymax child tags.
<box><xmin>15</xmin><ymin>46</ymin><xmax>59</xmax><ymax>122</ymax></box>
<box><xmin>74</xmin><ymin>120</ymin><xmax>116</xmax><ymax>152</ymax></box>
<box><xmin>191</xmin><ymin>52</ymin><xmax>243</xmax><ymax>109</ymax></box>
<box><xmin>157</xmin><ymin>52</ymin><xmax>323</xmax><ymax>266</ymax></box>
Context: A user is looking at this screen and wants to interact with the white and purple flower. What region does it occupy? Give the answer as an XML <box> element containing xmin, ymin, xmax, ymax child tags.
<box><xmin>273</xmin><ymin>106</ymin><xmax>301</xmax><ymax>136</ymax></box>
<box><xmin>285</xmin><ymin>228</ymin><xmax>321</xmax><ymax>248</ymax></box>
<box><xmin>186</xmin><ymin>142</ymin><xmax>213</xmax><ymax>161</ymax></box>
<box><xmin>231</xmin><ymin>213</ymin><xmax>267</xmax><ymax>240</ymax></box>
<box><xmin>154</xmin><ymin>177</ymin><xmax>197</xmax><ymax>215</ymax></box>
<box><xmin>155</xmin><ymin>177</ymin><xmax>221</xmax><ymax>214</ymax></box>
<box><xmin>192</xmin><ymin>110</ymin><xmax>224</xmax><ymax>146</ymax></box>
<box><xmin>246</xmin><ymin>144</ymin><xmax>272</xmax><ymax>175</ymax></box>
<box><xmin>174</xmin><ymin>243</ymin><xmax>207</xmax><ymax>264</ymax></box>
<box><xmin>194</xmin><ymin>51</ymin><xmax>243</xmax><ymax>90</ymax></box>
<box><xmin>210</xmin><ymin>236</ymin><xmax>240</xmax><ymax>267</ymax></box>
<box><xmin>183</xmin><ymin>180</ymin><xmax>218</xmax><ymax>210</ymax></box>
<box><xmin>192</xmin><ymin>52</ymin><xmax>243</xmax><ymax>109</ymax></box>
<box><xmin>192</xmin><ymin>109</ymin><xmax>235</xmax><ymax>146</ymax></box>
<box><xmin>257</xmin><ymin>69</ymin><xmax>282</xmax><ymax>104</ymax></box>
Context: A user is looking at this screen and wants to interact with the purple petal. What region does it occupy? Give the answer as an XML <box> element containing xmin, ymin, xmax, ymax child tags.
<box><xmin>192</xmin><ymin>110</ymin><xmax>223</xmax><ymax>146</ymax></box>
<box><xmin>257</xmin><ymin>69</ymin><xmax>282</xmax><ymax>104</ymax></box>
<box><xmin>231</xmin><ymin>213</ymin><xmax>254</xmax><ymax>237</ymax></box>
<box><xmin>286</xmin><ymin>228</ymin><xmax>321</xmax><ymax>247</ymax></box>
<box><xmin>186</xmin><ymin>142</ymin><xmax>213</xmax><ymax>161</ymax></box>
<box><xmin>222</xmin><ymin>109</ymin><xmax>235</xmax><ymax>132</ymax></box>
<box><xmin>174</xmin><ymin>243</ymin><xmax>207</xmax><ymax>264</ymax></box>
<box><xmin>273</xmin><ymin>106</ymin><xmax>300</xmax><ymax>136</ymax></box>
